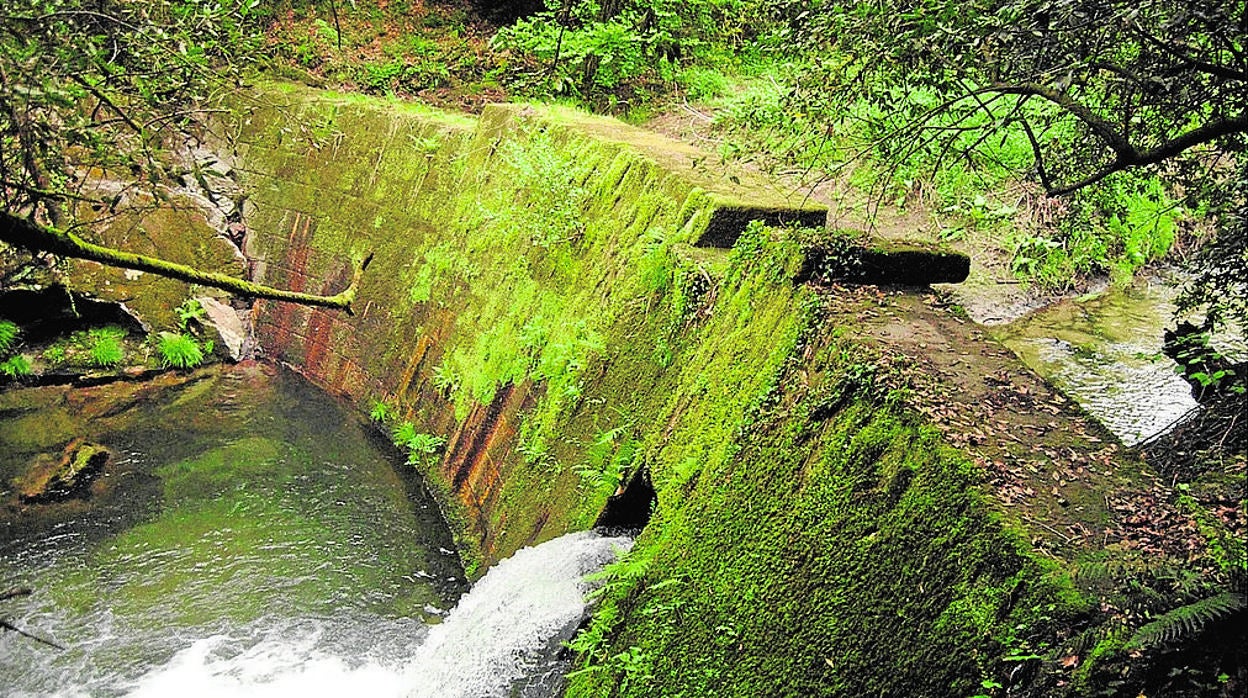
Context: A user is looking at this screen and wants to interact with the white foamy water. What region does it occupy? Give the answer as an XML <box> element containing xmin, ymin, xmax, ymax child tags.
<box><xmin>125</xmin><ymin>631</ymin><xmax>410</xmax><ymax>698</ymax></box>
<box><xmin>405</xmin><ymin>531</ymin><xmax>631</xmax><ymax>698</ymax></box>
<box><xmin>115</xmin><ymin>531</ymin><xmax>631</xmax><ymax>698</ymax></box>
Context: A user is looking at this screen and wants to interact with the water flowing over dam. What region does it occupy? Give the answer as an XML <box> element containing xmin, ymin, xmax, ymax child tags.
<box><xmin>1</xmin><ymin>365</ymin><xmax>627</xmax><ymax>697</ymax></box>
<box><xmin>125</xmin><ymin>532</ymin><xmax>628</xmax><ymax>698</ymax></box>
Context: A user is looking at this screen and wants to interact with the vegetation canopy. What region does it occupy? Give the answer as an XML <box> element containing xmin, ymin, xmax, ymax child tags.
<box><xmin>0</xmin><ymin>0</ymin><xmax>368</xmax><ymax>310</ymax></box>
<box><xmin>780</xmin><ymin>0</ymin><xmax>1246</xmax><ymax>328</ymax></box>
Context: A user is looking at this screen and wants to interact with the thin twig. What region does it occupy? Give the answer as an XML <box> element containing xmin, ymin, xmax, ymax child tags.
<box><xmin>1</xmin><ymin>619</ymin><xmax>66</xmax><ymax>651</ymax></box>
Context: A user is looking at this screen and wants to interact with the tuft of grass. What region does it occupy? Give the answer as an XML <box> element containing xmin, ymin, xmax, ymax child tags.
<box><xmin>63</xmin><ymin>326</ymin><xmax>129</xmax><ymax>368</ymax></box>
<box><xmin>89</xmin><ymin>335</ymin><xmax>125</xmax><ymax>367</ymax></box>
<box><xmin>391</xmin><ymin>420</ymin><xmax>418</xmax><ymax>447</ymax></box>
<box><xmin>676</xmin><ymin>65</ymin><xmax>731</xmax><ymax>102</ymax></box>
<box><xmin>157</xmin><ymin>332</ymin><xmax>205</xmax><ymax>369</ymax></box>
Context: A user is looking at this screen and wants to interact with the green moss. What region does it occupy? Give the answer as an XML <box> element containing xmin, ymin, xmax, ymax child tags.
<box><xmin>550</xmin><ymin>220</ymin><xmax>1088</xmax><ymax>696</ymax></box>
<box><xmin>567</xmin><ymin>355</ymin><xmax>1082</xmax><ymax>697</ymax></box>
<box><xmin>232</xmin><ymin>85</ymin><xmax>1126</xmax><ymax>696</ymax></box>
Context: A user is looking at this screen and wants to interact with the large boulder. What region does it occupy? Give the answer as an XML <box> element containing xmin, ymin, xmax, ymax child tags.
<box><xmin>195</xmin><ymin>296</ymin><xmax>252</xmax><ymax>361</ymax></box>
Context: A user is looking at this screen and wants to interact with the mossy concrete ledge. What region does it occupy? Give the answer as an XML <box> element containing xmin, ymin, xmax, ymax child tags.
<box><xmin>228</xmin><ymin>84</ymin><xmax>1228</xmax><ymax>697</ymax></box>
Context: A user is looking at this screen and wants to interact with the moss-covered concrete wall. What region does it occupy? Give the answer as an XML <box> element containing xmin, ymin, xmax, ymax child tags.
<box><xmin>232</xmin><ymin>84</ymin><xmax>825</xmax><ymax>565</ymax></box>
<box><xmin>230</xmin><ymin>84</ymin><xmax>1218</xmax><ymax>697</ymax></box>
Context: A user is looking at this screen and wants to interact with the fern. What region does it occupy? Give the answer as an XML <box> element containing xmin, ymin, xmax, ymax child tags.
<box><xmin>1128</xmin><ymin>591</ymin><xmax>1246</xmax><ymax>649</ymax></box>
<box><xmin>391</xmin><ymin>421</ymin><xmax>418</xmax><ymax>449</ymax></box>
<box><xmin>1072</xmin><ymin>557</ymin><xmax>1161</xmax><ymax>589</ymax></box>
<box><xmin>369</xmin><ymin>399</ymin><xmax>394</xmax><ymax>423</ymax></box>
<box><xmin>0</xmin><ymin>319</ymin><xmax>19</xmax><ymax>354</ymax></box>
<box><xmin>1065</xmin><ymin>617</ymin><xmax>1130</xmax><ymax>659</ymax></box>
<box><xmin>0</xmin><ymin>355</ymin><xmax>32</xmax><ymax>377</ymax></box>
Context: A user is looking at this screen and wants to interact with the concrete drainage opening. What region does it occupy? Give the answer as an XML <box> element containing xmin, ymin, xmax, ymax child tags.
<box><xmin>594</xmin><ymin>468</ymin><xmax>656</xmax><ymax>531</ymax></box>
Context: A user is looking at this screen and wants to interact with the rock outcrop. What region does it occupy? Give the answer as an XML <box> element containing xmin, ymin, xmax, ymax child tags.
<box><xmin>17</xmin><ymin>438</ymin><xmax>111</xmax><ymax>503</ymax></box>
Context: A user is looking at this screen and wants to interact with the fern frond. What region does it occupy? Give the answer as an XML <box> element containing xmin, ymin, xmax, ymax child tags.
<box><xmin>1066</xmin><ymin>617</ymin><xmax>1129</xmax><ymax>658</ymax></box>
<box><xmin>1129</xmin><ymin>592</ymin><xmax>1247</xmax><ymax>649</ymax></box>
<box><xmin>1122</xmin><ymin>582</ymin><xmax>1171</xmax><ymax>616</ymax></box>
<box><xmin>0</xmin><ymin>320</ymin><xmax>19</xmax><ymax>354</ymax></box>
<box><xmin>1073</xmin><ymin>558</ymin><xmax>1149</xmax><ymax>586</ymax></box>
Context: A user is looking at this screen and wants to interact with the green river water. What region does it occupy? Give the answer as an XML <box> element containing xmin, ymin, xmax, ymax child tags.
<box><xmin>0</xmin><ymin>363</ymin><xmax>467</xmax><ymax>696</ymax></box>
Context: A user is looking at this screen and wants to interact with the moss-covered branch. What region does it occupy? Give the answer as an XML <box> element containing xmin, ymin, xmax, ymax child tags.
<box><xmin>0</xmin><ymin>212</ymin><xmax>371</xmax><ymax>313</ymax></box>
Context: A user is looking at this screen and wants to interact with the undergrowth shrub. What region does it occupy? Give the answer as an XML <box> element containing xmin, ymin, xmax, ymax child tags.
<box><xmin>1007</xmin><ymin>172</ymin><xmax>1189</xmax><ymax>288</ymax></box>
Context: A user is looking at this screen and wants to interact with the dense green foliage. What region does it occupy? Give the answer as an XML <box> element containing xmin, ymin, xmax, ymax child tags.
<box><xmin>491</xmin><ymin>0</ymin><xmax>759</xmax><ymax>104</ymax></box>
<box><xmin>770</xmin><ymin>0</ymin><xmax>1246</xmax><ymax>325</ymax></box>
<box><xmin>1176</xmin><ymin>178</ymin><xmax>1248</xmax><ymax>331</ymax></box>
<box><xmin>0</xmin><ymin>0</ymin><xmax>265</xmax><ymax>219</ymax></box>
<box><xmin>781</xmin><ymin>0</ymin><xmax>1244</xmax><ymax>186</ymax></box>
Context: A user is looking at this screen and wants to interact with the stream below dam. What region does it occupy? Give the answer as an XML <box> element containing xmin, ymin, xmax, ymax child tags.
<box><xmin>0</xmin><ymin>364</ymin><xmax>628</xmax><ymax>697</ymax></box>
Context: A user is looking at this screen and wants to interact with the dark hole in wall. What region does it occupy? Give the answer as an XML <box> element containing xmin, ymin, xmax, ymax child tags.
<box><xmin>0</xmin><ymin>286</ymin><xmax>146</xmax><ymax>342</ymax></box>
<box><xmin>795</xmin><ymin>245</ymin><xmax>971</xmax><ymax>286</ymax></box>
<box><xmin>595</xmin><ymin>468</ymin><xmax>655</xmax><ymax>531</ymax></box>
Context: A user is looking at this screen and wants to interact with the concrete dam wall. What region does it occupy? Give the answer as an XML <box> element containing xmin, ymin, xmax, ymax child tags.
<box><xmin>226</xmin><ymin>84</ymin><xmax>1210</xmax><ymax>697</ymax></box>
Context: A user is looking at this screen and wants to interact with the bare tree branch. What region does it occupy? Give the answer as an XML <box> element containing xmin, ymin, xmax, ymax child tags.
<box><xmin>966</xmin><ymin>82</ymin><xmax>1248</xmax><ymax>195</ymax></box>
<box><xmin>988</xmin><ymin>82</ymin><xmax>1135</xmax><ymax>157</ymax></box>
<box><xmin>70</xmin><ymin>74</ymin><xmax>144</xmax><ymax>135</ymax></box>
<box><xmin>1019</xmin><ymin>115</ymin><xmax>1055</xmax><ymax>193</ymax></box>
<box><xmin>1128</xmin><ymin>21</ymin><xmax>1248</xmax><ymax>82</ymax></box>
<box><xmin>1045</xmin><ymin>113</ymin><xmax>1248</xmax><ymax>195</ymax></box>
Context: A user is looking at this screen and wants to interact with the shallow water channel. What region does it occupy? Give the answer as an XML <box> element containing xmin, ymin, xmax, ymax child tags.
<box><xmin>993</xmin><ymin>275</ymin><xmax>1245</xmax><ymax>446</ymax></box>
